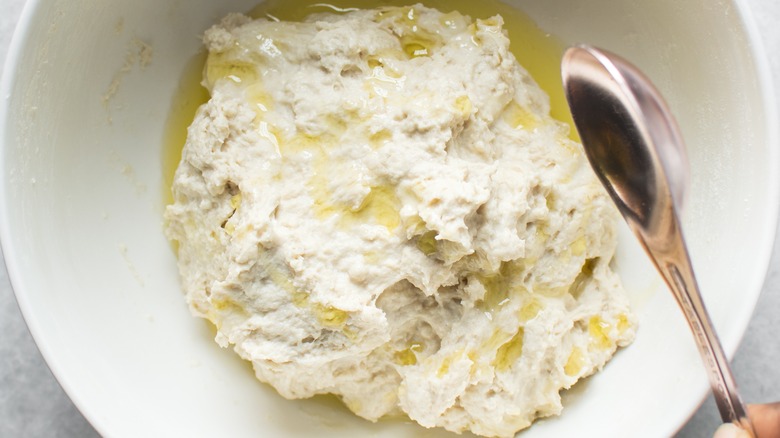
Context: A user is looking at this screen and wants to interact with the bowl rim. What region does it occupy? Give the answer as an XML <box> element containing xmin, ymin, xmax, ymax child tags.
<box><xmin>714</xmin><ymin>0</ymin><xmax>780</xmax><ymax>358</ymax></box>
<box><xmin>661</xmin><ymin>1</ymin><xmax>780</xmax><ymax>433</ymax></box>
<box><xmin>0</xmin><ymin>0</ymin><xmax>113</xmax><ymax>435</ymax></box>
<box><xmin>1</xmin><ymin>0</ymin><xmax>778</xmax><ymax>436</ymax></box>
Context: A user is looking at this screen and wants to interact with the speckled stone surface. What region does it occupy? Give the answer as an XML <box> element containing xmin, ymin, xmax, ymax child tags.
<box><xmin>1</xmin><ymin>0</ymin><xmax>778</xmax><ymax>436</ymax></box>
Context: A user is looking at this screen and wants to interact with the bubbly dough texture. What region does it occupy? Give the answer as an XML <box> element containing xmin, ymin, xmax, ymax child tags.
<box><xmin>165</xmin><ymin>6</ymin><xmax>636</xmax><ymax>437</ymax></box>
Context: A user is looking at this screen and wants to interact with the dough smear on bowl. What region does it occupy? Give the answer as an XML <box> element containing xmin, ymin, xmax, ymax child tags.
<box><xmin>165</xmin><ymin>5</ymin><xmax>636</xmax><ymax>437</ymax></box>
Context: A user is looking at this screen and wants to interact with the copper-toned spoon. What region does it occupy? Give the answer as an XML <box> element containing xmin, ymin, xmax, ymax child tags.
<box><xmin>562</xmin><ymin>45</ymin><xmax>754</xmax><ymax>435</ymax></box>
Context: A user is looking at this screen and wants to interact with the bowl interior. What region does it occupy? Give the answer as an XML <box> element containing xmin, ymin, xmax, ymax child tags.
<box><xmin>1</xmin><ymin>0</ymin><xmax>776</xmax><ymax>437</ymax></box>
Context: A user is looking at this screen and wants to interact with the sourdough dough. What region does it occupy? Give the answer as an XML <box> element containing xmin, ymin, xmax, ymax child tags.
<box><xmin>165</xmin><ymin>6</ymin><xmax>636</xmax><ymax>437</ymax></box>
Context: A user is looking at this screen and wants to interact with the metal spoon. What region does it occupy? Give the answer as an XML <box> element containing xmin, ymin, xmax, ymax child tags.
<box><xmin>561</xmin><ymin>45</ymin><xmax>754</xmax><ymax>434</ymax></box>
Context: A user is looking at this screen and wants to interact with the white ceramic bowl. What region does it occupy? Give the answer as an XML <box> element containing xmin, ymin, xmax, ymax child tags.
<box><xmin>1</xmin><ymin>0</ymin><xmax>777</xmax><ymax>437</ymax></box>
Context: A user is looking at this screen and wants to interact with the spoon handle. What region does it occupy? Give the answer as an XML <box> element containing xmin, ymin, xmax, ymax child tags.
<box><xmin>646</xmin><ymin>219</ymin><xmax>755</xmax><ymax>435</ymax></box>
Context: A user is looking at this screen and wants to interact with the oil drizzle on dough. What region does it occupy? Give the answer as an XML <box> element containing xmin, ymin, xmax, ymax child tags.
<box><xmin>162</xmin><ymin>0</ymin><xmax>575</xmax><ymax>210</ymax></box>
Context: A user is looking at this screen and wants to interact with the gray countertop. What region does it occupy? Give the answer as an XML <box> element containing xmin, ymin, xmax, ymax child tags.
<box><xmin>1</xmin><ymin>0</ymin><xmax>778</xmax><ymax>436</ymax></box>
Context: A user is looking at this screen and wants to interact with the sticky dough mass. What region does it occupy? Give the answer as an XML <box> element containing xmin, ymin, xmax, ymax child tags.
<box><xmin>165</xmin><ymin>6</ymin><xmax>636</xmax><ymax>437</ymax></box>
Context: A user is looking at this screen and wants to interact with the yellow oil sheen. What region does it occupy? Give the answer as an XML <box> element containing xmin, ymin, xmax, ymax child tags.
<box><xmin>394</xmin><ymin>342</ymin><xmax>423</xmax><ymax>366</ymax></box>
<box><xmin>518</xmin><ymin>298</ymin><xmax>542</xmax><ymax>322</ymax></box>
<box><xmin>162</xmin><ymin>1</ymin><xmax>578</xmax><ymax>348</ymax></box>
<box><xmin>478</xmin><ymin>261</ymin><xmax>526</xmax><ymax>313</ymax></box>
<box><xmin>416</xmin><ymin>230</ymin><xmax>438</xmax><ymax>255</ymax></box>
<box><xmin>248</xmin><ymin>0</ymin><xmax>574</xmax><ymax>131</ymax></box>
<box><xmin>230</xmin><ymin>193</ymin><xmax>242</xmax><ymax>209</ymax></box>
<box><xmin>162</xmin><ymin>51</ymin><xmax>210</xmax><ymax>207</ymax></box>
<box><xmin>564</xmin><ymin>347</ymin><xmax>584</xmax><ymax>376</ymax></box>
<box><xmin>163</xmin><ymin>0</ymin><xmax>575</xmax><ymax>204</ymax></box>
<box><xmin>436</xmin><ymin>350</ymin><xmax>463</xmax><ymax>378</ymax></box>
<box><xmin>588</xmin><ymin>316</ymin><xmax>612</xmax><ymax>350</ymax></box>
<box><xmin>314</xmin><ymin>304</ymin><xmax>350</xmax><ymax>327</ymax></box>
<box><xmin>503</xmin><ymin>101</ymin><xmax>541</xmax><ymax>130</ymax></box>
<box><xmin>205</xmin><ymin>51</ymin><xmax>259</xmax><ymax>88</ymax></box>
<box><xmin>617</xmin><ymin>313</ymin><xmax>631</xmax><ymax>334</ymax></box>
<box><xmin>494</xmin><ymin>328</ymin><xmax>524</xmax><ymax>371</ymax></box>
